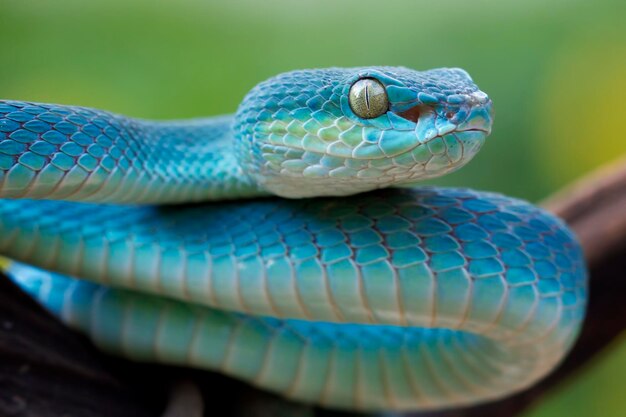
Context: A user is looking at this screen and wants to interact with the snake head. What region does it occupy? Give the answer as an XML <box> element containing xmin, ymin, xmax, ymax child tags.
<box><xmin>235</xmin><ymin>66</ymin><xmax>493</xmax><ymax>198</ymax></box>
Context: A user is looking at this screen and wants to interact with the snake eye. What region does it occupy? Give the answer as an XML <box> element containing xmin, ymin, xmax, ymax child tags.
<box><xmin>348</xmin><ymin>78</ymin><xmax>389</xmax><ymax>119</ymax></box>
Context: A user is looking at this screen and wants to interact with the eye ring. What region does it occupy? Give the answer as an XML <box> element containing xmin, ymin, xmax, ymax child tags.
<box><xmin>348</xmin><ymin>78</ymin><xmax>389</xmax><ymax>119</ymax></box>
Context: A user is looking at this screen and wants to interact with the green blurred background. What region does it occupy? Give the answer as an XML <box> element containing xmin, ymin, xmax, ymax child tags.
<box><xmin>0</xmin><ymin>0</ymin><xmax>624</xmax><ymax>415</ymax></box>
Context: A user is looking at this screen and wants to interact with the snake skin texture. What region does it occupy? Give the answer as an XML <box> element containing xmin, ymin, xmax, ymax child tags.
<box><xmin>0</xmin><ymin>67</ymin><xmax>587</xmax><ymax>412</ymax></box>
<box><xmin>0</xmin><ymin>101</ymin><xmax>261</xmax><ymax>203</ymax></box>
<box><xmin>2</xmin><ymin>189</ymin><xmax>586</xmax><ymax>411</ymax></box>
<box><xmin>0</xmin><ymin>67</ymin><xmax>492</xmax><ymax>201</ymax></box>
<box><xmin>236</xmin><ymin>67</ymin><xmax>492</xmax><ymax>197</ymax></box>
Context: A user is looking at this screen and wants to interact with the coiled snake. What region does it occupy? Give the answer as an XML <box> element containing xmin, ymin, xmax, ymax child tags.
<box><xmin>0</xmin><ymin>67</ymin><xmax>587</xmax><ymax>411</ymax></box>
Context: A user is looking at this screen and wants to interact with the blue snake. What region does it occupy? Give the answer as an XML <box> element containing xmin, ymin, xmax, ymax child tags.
<box><xmin>0</xmin><ymin>67</ymin><xmax>587</xmax><ymax>412</ymax></box>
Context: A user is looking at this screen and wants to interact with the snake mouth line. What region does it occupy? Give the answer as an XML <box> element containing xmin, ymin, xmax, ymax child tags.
<box><xmin>457</xmin><ymin>127</ymin><xmax>490</xmax><ymax>134</ymax></box>
<box><xmin>262</xmin><ymin>126</ymin><xmax>484</xmax><ymax>162</ymax></box>
<box><xmin>260</xmin><ymin>105</ymin><xmax>491</xmax><ymax>162</ymax></box>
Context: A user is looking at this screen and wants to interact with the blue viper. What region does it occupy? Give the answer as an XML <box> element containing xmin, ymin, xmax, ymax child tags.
<box><xmin>0</xmin><ymin>67</ymin><xmax>586</xmax><ymax>411</ymax></box>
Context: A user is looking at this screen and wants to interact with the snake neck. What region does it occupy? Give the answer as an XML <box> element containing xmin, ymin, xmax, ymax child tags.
<box><xmin>138</xmin><ymin>117</ymin><xmax>267</xmax><ymax>203</ymax></box>
<box><xmin>0</xmin><ymin>101</ymin><xmax>267</xmax><ymax>204</ymax></box>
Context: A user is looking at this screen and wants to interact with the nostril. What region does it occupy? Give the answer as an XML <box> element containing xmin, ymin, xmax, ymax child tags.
<box><xmin>397</xmin><ymin>105</ymin><xmax>423</xmax><ymax>123</ymax></box>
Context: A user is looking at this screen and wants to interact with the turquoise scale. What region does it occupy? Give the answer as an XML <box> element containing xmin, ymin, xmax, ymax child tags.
<box><xmin>0</xmin><ymin>66</ymin><xmax>587</xmax><ymax>412</ymax></box>
<box><xmin>1</xmin><ymin>188</ymin><xmax>586</xmax><ymax>411</ymax></box>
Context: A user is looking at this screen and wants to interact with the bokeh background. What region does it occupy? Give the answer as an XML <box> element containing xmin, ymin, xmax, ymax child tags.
<box><xmin>0</xmin><ymin>0</ymin><xmax>624</xmax><ymax>415</ymax></box>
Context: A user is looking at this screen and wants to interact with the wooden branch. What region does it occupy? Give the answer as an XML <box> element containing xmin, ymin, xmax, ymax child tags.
<box><xmin>543</xmin><ymin>156</ymin><xmax>626</xmax><ymax>264</ymax></box>
<box><xmin>160</xmin><ymin>380</ymin><xmax>203</xmax><ymax>417</ymax></box>
<box><xmin>2</xmin><ymin>158</ymin><xmax>626</xmax><ymax>417</ymax></box>
<box><xmin>0</xmin><ymin>276</ymin><xmax>166</xmax><ymax>417</ymax></box>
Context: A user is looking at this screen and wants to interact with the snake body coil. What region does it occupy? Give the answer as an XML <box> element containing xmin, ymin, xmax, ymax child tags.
<box><xmin>0</xmin><ymin>67</ymin><xmax>586</xmax><ymax>411</ymax></box>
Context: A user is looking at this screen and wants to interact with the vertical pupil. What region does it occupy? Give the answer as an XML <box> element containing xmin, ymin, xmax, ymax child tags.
<box><xmin>349</xmin><ymin>78</ymin><xmax>388</xmax><ymax>119</ymax></box>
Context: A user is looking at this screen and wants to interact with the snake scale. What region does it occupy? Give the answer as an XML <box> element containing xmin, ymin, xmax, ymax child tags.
<box><xmin>0</xmin><ymin>67</ymin><xmax>586</xmax><ymax>412</ymax></box>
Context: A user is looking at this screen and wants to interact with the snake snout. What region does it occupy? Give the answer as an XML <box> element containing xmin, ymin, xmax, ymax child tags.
<box><xmin>456</xmin><ymin>97</ymin><xmax>494</xmax><ymax>135</ymax></box>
